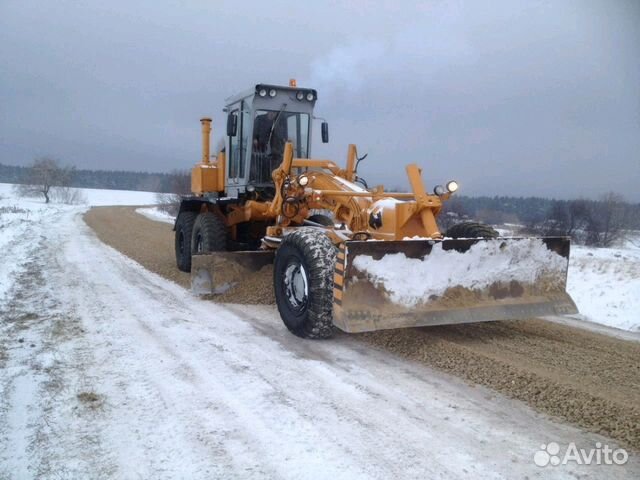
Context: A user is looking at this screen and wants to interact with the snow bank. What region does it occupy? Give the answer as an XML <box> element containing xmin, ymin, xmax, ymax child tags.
<box><xmin>352</xmin><ymin>238</ymin><xmax>567</xmax><ymax>307</ymax></box>
<box><xmin>568</xmin><ymin>245</ymin><xmax>640</xmax><ymax>332</ymax></box>
<box><xmin>135</xmin><ymin>207</ymin><xmax>175</xmax><ymax>224</ymax></box>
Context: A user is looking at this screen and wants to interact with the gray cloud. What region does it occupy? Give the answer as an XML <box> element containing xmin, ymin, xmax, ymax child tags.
<box><xmin>1</xmin><ymin>0</ymin><xmax>638</xmax><ymax>200</ymax></box>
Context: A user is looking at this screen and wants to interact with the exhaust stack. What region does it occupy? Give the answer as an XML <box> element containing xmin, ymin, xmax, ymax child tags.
<box><xmin>200</xmin><ymin>117</ymin><xmax>212</xmax><ymax>164</ymax></box>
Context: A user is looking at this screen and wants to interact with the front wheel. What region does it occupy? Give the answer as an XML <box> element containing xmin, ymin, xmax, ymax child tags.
<box><xmin>274</xmin><ymin>229</ymin><xmax>337</xmax><ymax>339</ymax></box>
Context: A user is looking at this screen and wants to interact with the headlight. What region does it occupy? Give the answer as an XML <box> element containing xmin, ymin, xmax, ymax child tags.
<box><xmin>258</xmin><ymin>88</ymin><xmax>267</xmax><ymax>97</ymax></box>
<box><xmin>269</xmin><ymin>89</ymin><xmax>277</xmax><ymax>97</ymax></box>
<box><xmin>434</xmin><ymin>185</ymin><xmax>445</xmax><ymax>196</ymax></box>
<box><xmin>306</xmin><ymin>92</ymin><xmax>314</xmax><ymax>101</ymax></box>
<box><xmin>296</xmin><ymin>91</ymin><xmax>304</xmax><ymax>101</ymax></box>
<box><xmin>446</xmin><ymin>180</ymin><xmax>459</xmax><ymax>193</ymax></box>
<box><xmin>298</xmin><ymin>175</ymin><xmax>309</xmax><ymax>186</ymax></box>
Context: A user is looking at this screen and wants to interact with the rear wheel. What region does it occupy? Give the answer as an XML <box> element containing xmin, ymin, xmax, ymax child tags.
<box><xmin>445</xmin><ymin>221</ymin><xmax>499</xmax><ymax>239</ymax></box>
<box><xmin>175</xmin><ymin>211</ymin><xmax>198</xmax><ymax>272</ymax></box>
<box><xmin>191</xmin><ymin>212</ymin><xmax>227</xmax><ymax>253</ymax></box>
<box><xmin>274</xmin><ymin>229</ymin><xmax>337</xmax><ymax>339</ymax></box>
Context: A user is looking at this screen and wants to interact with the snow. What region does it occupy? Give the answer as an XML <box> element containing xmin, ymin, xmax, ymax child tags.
<box><xmin>352</xmin><ymin>238</ymin><xmax>567</xmax><ymax>307</ymax></box>
<box><xmin>567</xmin><ymin>245</ymin><xmax>640</xmax><ymax>332</ymax></box>
<box><xmin>1</xmin><ymin>184</ymin><xmax>636</xmax><ymax>479</ymax></box>
<box><xmin>135</xmin><ymin>206</ymin><xmax>176</xmax><ymax>224</ymax></box>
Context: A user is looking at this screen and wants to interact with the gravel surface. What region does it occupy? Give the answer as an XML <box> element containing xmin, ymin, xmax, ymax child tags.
<box><xmin>84</xmin><ymin>206</ymin><xmax>640</xmax><ymax>451</ymax></box>
<box><xmin>84</xmin><ymin>206</ymin><xmax>275</xmax><ymax>304</ymax></box>
<box><xmin>85</xmin><ymin>206</ymin><xmax>191</xmax><ymax>288</ymax></box>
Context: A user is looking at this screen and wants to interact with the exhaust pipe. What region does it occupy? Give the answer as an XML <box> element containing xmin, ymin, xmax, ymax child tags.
<box><xmin>200</xmin><ymin>117</ymin><xmax>212</xmax><ymax>164</ymax></box>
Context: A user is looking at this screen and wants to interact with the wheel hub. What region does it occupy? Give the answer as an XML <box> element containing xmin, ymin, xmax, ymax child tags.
<box><xmin>284</xmin><ymin>262</ymin><xmax>308</xmax><ymax>311</ymax></box>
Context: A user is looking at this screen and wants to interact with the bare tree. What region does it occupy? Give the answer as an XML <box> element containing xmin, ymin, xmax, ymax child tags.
<box><xmin>565</xmin><ymin>200</ymin><xmax>592</xmax><ymax>243</ymax></box>
<box><xmin>155</xmin><ymin>169</ymin><xmax>191</xmax><ymax>215</ymax></box>
<box><xmin>586</xmin><ymin>192</ymin><xmax>628</xmax><ymax>247</ymax></box>
<box><xmin>50</xmin><ymin>185</ymin><xmax>87</xmax><ymax>205</ymax></box>
<box><xmin>531</xmin><ymin>199</ymin><xmax>594</xmax><ymax>244</ymax></box>
<box><xmin>15</xmin><ymin>158</ymin><xmax>73</xmax><ymax>203</ymax></box>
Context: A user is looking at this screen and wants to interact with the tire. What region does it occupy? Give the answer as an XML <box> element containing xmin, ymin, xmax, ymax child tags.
<box><xmin>191</xmin><ymin>212</ymin><xmax>227</xmax><ymax>254</ymax></box>
<box><xmin>175</xmin><ymin>211</ymin><xmax>198</xmax><ymax>272</ymax></box>
<box><xmin>307</xmin><ymin>214</ymin><xmax>334</xmax><ymax>226</ymax></box>
<box><xmin>274</xmin><ymin>229</ymin><xmax>337</xmax><ymax>339</ymax></box>
<box><xmin>445</xmin><ymin>221</ymin><xmax>499</xmax><ymax>239</ymax></box>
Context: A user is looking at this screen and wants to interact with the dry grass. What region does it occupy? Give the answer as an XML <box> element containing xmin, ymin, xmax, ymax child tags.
<box><xmin>0</xmin><ymin>205</ymin><xmax>29</xmax><ymax>215</ymax></box>
<box><xmin>77</xmin><ymin>391</ymin><xmax>104</xmax><ymax>409</ymax></box>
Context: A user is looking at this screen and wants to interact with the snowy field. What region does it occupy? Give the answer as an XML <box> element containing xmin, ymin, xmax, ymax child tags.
<box><xmin>1</xmin><ymin>184</ymin><xmax>638</xmax><ymax>479</ymax></box>
<box><xmin>568</xmin><ymin>246</ymin><xmax>640</xmax><ymax>332</ymax></box>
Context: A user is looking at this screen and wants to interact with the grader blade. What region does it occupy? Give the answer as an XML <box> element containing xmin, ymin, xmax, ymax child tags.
<box><xmin>191</xmin><ymin>251</ymin><xmax>274</xmax><ymax>295</ymax></box>
<box><xmin>332</xmin><ymin>237</ymin><xmax>577</xmax><ymax>333</ymax></box>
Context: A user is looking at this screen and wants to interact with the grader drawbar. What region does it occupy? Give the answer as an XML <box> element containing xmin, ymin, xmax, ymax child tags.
<box><xmin>176</xmin><ymin>82</ymin><xmax>577</xmax><ymax>339</ymax></box>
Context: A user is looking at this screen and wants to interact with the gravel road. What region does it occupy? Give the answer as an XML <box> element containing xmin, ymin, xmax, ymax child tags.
<box><xmin>84</xmin><ymin>206</ymin><xmax>640</xmax><ymax>451</ymax></box>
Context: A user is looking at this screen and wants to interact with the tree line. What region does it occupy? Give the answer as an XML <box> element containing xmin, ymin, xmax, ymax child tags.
<box><xmin>441</xmin><ymin>194</ymin><xmax>640</xmax><ymax>247</ymax></box>
<box><xmin>1</xmin><ymin>161</ymin><xmax>180</xmax><ymax>193</ymax></box>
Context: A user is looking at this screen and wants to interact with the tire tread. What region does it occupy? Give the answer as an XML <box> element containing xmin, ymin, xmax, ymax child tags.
<box><xmin>175</xmin><ymin>211</ymin><xmax>198</xmax><ymax>272</ymax></box>
<box><xmin>275</xmin><ymin>228</ymin><xmax>337</xmax><ymax>339</ymax></box>
<box><xmin>191</xmin><ymin>212</ymin><xmax>227</xmax><ymax>253</ymax></box>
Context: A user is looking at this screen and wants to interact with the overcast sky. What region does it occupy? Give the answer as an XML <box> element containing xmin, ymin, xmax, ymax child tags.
<box><xmin>1</xmin><ymin>0</ymin><xmax>638</xmax><ymax>200</ymax></box>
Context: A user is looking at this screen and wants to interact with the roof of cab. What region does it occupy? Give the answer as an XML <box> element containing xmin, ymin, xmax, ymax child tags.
<box><xmin>224</xmin><ymin>84</ymin><xmax>317</xmax><ymax>106</ymax></box>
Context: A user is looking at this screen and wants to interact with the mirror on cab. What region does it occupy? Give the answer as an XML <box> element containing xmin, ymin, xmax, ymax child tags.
<box><xmin>227</xmin><ymin>114</ymin><xmax>238</xmax><ymax>137</ymax></box>
<box><xmin>321</xmin><ymin>121</ymin><xmax>329</xmax><ymax>143</ymax></box>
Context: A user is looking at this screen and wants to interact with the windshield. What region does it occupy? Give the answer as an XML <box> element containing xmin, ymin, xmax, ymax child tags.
<box><xmin>250</xmin><ymin>110</ymin><xmax>310</xmax><ymax>183</ymax></box>
<box><xmin>252</xmin><ymin>110</ymin><xmax>310</xmax><ymax>157</ymax></box>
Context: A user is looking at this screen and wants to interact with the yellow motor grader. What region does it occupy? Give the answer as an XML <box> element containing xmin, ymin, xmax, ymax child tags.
<box><xmin>174</xmin><ymin>82</ymin><xmax>577</xmax><ymax>338</ymax></box>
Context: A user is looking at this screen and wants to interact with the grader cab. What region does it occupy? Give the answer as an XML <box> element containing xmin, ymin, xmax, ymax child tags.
<box><xmin>174</xmin><ymin>82</ymin><xmax>577</xmax><ymax>339</ymax></box>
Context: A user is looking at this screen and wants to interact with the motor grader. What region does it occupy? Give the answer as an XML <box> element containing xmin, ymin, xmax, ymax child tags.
<box><xmin>174</xmin><ymin>82</ymin><xmax>577</xmax><ymax>339</ymax></box>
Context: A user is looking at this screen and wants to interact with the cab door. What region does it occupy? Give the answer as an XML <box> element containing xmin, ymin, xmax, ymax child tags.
<box><xmin>226</xmin><ymin>100</ymin><xmax>252</xmax><ymax>196</ymax></box>
<box><xmin>226</xmin><ymin>104</ymin><xmax>241</xmax><ymax>187</ymax></box>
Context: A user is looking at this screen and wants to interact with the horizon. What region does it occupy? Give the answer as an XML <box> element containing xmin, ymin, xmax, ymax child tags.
<box><xmin>2</xmin><ymin>160</ymin><xmax>638</xmax><ymax>205</ymax></box>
